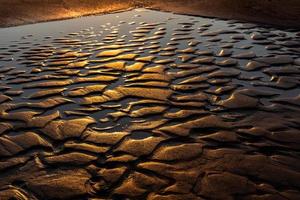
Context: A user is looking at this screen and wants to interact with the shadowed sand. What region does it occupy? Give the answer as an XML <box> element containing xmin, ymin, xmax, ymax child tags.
<box><xmin>0</xmin><ymin>0</ymin><xmax>300</xmax><ymax>28</ymax></box>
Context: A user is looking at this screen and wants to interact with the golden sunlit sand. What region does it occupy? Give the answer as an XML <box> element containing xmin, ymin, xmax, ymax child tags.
<box><xmin>0</xmin><ymin>0</ymin><xmax>300</xmax><ymax>27</ymax></box>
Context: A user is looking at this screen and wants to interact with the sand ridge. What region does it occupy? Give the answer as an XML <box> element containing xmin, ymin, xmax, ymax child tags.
<box><xmin>0</xmin><ymin>0</ymin><xmax>300</xmax><ymax>27</ymax></box>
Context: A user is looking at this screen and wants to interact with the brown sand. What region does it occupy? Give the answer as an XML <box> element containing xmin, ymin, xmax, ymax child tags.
<box><xmin>0</xmin><ymin>0</ymin><xmax>300</xmax><ymax>28</ymax></box>
<box><xmin>0</xmin><ymin>4</ymin><xmax>300</xmax><ymax>200</ymax></box>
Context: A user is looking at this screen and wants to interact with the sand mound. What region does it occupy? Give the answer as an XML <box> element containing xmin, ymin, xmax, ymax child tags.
<box><xmin>0</xmin><ymin>1</ymin><xmax>300</xmax><ymax>28</ymax></box>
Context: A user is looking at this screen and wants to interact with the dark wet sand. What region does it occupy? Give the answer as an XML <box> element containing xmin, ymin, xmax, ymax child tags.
<box><xmin>0</xmin><ymin>8</ymin><xmax>300</xmax><ymax>199</ymax></box>
<box><xmin>0</xmin><ymin>0</ymin><xmax>300</xmax><ymax>28</ymax></box>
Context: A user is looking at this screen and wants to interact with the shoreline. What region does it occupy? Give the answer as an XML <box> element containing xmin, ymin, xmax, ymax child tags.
<box><xmin>0</xmin><ymin>7</ymin><xmax>136</xmax><ymax>29</ymax></box>
<box><xmin>0</xmin><ymin>0</ymin><xmax>300</xmax><ymax>28</ymax></box>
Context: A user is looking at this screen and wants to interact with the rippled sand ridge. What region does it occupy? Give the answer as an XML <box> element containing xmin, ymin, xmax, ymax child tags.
<box><xmin>0</xmin><ymin>9</ymin><xmax>299</xmax><ymax>200</ymax></box>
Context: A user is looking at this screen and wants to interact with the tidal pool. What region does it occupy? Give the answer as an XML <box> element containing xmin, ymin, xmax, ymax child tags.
<box><xmin>0</xmin><ymin>9</ymin><xmax>299</xmax><ymax>200</ymax></box>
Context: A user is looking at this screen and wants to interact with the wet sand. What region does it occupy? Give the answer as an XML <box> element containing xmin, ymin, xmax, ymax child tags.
<box><xmin>0</xmin><ymin>0</ymin><xmax>300</xmax><ymax>28</ymax></box>
<box><xmin>0</xmin><ymin>9</ymin><xmax>300</xmax><ymax>200</ymax></box>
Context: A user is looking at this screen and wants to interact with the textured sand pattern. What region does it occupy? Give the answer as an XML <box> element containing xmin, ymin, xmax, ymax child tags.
<box><xmin>0</xmin><ymin>9</ymin><xmax>299</xmax><ymax>200</ymax></box>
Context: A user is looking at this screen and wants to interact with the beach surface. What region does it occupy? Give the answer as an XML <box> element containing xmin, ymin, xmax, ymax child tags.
<box><xmin>0</xmin><ymin>8</ymin><xmax>299</xmax><ymax>199</ymax></box>
<box><xmin>0</xmin><ymin>0</ymin><xmax>300</xmax><ymax>27</ymax></box>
